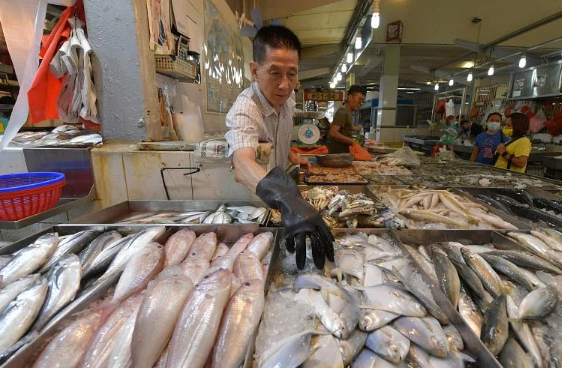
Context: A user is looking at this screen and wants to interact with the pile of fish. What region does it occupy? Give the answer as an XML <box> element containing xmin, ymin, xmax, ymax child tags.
<box><xmin>297</xmin><ymin>186</ymin><xmax>400</xmax><ymax>229</ymax></box>
<box><xmin>405</xmin><ymin>229</ymin><xmax>562</xmax><ymax>367</ymax></box>
<box><xmin>12</xmin><ymin>125</ymin><xmax>102</xmax><ymax>147</ymax></box>
<box><xmin>29</xmin><ymin>229</ymin><xmax>274</xmax><ymax>368</ymax></box>
<box><xmin>255</xmin><ymin>232</ymin><xmax>474</xmax><ymax>367</ymax></box>
<box><xmin>377</xmin><ymin>187</ymin><xmax>519</xmax><ymax>230</ymax></box>
<box><xmin>0</xmin><ymin>227</ymin><xmax>168</xmax><ymax>361</ymax></box>
<box><xmin>475</xmin><ymin>188</ymin><xmax>562</xmax><ymax>228</ymax></box>
<box><xmin>116</xmin><ymin>204</ymin><xmax>268</xmax><ymax>225</ymax></box>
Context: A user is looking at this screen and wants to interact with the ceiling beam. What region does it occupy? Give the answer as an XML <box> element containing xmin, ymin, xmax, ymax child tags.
<box><xmin>258</xmin><ymin>0</ymin><xmax>344</xmax><ymax>20</ymax></box>
<box><xmin>454</xmin><ymin>39</ymin><xmax>543</xmax><ymax>65</ymax></box>
<box><xmin>354</xmin><ymin>56</ymin><xmax>383</xmax><ymax>78</ymax></box>
<box><xmin>301</xmin><ymin>44</ymin><xmax>340</xmax><ymax>60</ymax></box>
<box><xmin>299</xmin><ymin>67</ymin><xmax>331</xmax><ymax>80</ymax></box>
<box><xmin>410</xmin><ymin>64</ymin><xmax>468</xmax><ymax>86</ymax></box>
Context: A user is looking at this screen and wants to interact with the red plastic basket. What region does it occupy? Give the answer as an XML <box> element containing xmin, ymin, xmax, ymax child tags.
<box><xmin>0</xmin><ymin>173</ymin><xmax>66</xmax><ymax>221</ymax></box>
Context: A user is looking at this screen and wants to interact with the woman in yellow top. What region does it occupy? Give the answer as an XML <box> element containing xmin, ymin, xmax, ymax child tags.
<box><xmin>494</xmin><ymin>112</ymin><xmax>532</xmax><ymax>173</ymax></box>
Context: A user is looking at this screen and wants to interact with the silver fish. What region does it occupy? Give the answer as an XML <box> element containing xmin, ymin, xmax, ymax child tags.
<box><xmin>31</xmin><ymin>310</ymin><xmax>104</xmax><ymax>368</ymax></box>
<box><xmin>362</xmin><ymin>285</ymin><xmax>426</xmax><ymax>317</ymax></box>
<box><xmin>458</xmin><ymin>291</ymin><xmax>483</xmax><ymax>337</ymax></box>
<box><xmin>0</xmin><ymin>233</ymin><xmax>58</xmax><ymax>286</ymax></box>
<box><xmin>0</xmin><ymin>274</ymin><xmax>40</xmax><ymax>315</ymax></box>
<box><xmin>486</xmin><ymin>249</ymin><xmax>562</xmax><ymax>275</ymax></box>
<box><xmin>257</xmin><ymin>330</ymin><xmax>321</xmax><ymax>368</ymax></box>
<box><xmin>365</xmin><ymin>326</ymin><xmax>410</xmax><ymax>364</ymax></box>
<box><xmin>132</xmin><ymin>274</ymin><xmax>194</xmax><ymax>368</ymax></box>
<box><xmin>0</xmin><ymin>277</ymin><xmax>48</xmax><ymax>356</ymax></box>
<box><xmin>359</xmin><ymin>308</ymin><xmax>400</xmax><ymax>332</ymax></box>
<box><xmin>480</xmin><ymin>254</ymin><xmax>534</xmax><ymax>291</ymax></box>
<box><xmin>507</xmin><ymin>232</ymin><xmax>552</xmax><ymax>259</ymax></box>
<box><xmin>499</xmin><ymin>338</ymin><xmax>534</xmax><ymax>368</ymax></box>
<box><xmin>335</xmin><ymin>248</ymin><xmax>364</xmax><ymax>282</ymax></box>
<box><xmin>247</xmin><ymin>231</ymin><xmax>274</xmax><ymax>260</ymax></box>
<box><xmin>304</xmin><ymin>333</ymin><xmax>344</xmax><ymax>368</ymax></box>
<box><xmin>82</xmin><ymin>233</ymin><xmax>134</xmax><ymax>279</ymax></box>
<box><xmin>404</xmin><ymin>245</ymin><xmax>438</xmax><ymax>285</ymax></box>
<box><xmin>210</xmin><ymin>280</ymin><xmax>265</xmax><ymax>368</ymax></box>
<box><xmin>480</xmin><ymin>295</ymin><xmax>508</xmax><ymax>355</ymax></box>
<box><xmin>338</xmin><ymin>328</ymin><xmax>367</xmax><ymax>366</ymax></box>
<box><xmin>531</xmin><ymin>228</ymin><xmax>562</xmax><ymax>252</ymax></box>
<box><xmin>0</xmin><ymin>255</ymin><xmax>12</xmax><ymax>270</ymax></box>
<box><xmin>166</xmin><ymin>269</ymin><xmax>232</xmax><ymax>368</ymax></box>
<box><xmin>163</xmin><ymin>229</ymin><xmax>196</xmax><ymax>267</ymax></box>
<box><xmin>312</xmin><ymin>290</ymin><xmax>351</xmax><ymax>339</ymax></box>
<box><xmin>33</xmin><ymin>254</ymin><xmax>82</xmax><ymax>331</ymax></box>
<box><xmin>350</xmin><ymin>349</ymin><xmax>383</xmax><ymax>368</ymax></box>
<box><xmin>407</xmin><ymin>344</ymin><xmax>432</xmax><ymax>368</ymax></box>
<box><xmin>40</xmin><ymin>230</ymin><xmax>101</xmax><ymax>273</ymax></box>
<box><xmin>443</xmin><ymin>325</ymin><xmax>463</xmax><ymax>351</ymax></box>
<box><xmin>428</xmin><ymin>350</ymin><xmax>475</xmax><ymax>368</ymax></box>
<box><xmin>393</xmin><ymin>316</ymin><xmax>449</xmax><ymax>358</ymax></box>
<box><xmin>112</xmin><ymin>242</ymin><xmax>164</xmax><ymax>303</ymax></box>
<box><xmin>461</xmin><ymin>248</ymin><xmax>504</xmax><ymax>297</ymax></box>
<box><xmin>79</xmin><ymin>231</ymin><xmax>123</xmax><ymax>273</ymax></box>
<box><xmin>505</xmin><ymin>295</ymin><xmax>543</xmax><ymax>368</ymax></box>
<box><xmin>431</xmin><ymin>247</ymin><xmax>461</xmax><ymax>308</ymax></box>
<box><xmin>519</xmin><ymin>286</ymin><xmax>558</xmax><ymax>321</ymax></box>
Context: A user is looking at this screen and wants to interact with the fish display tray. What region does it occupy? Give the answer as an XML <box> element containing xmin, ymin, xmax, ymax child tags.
<box><xmin>65</xmin><ymin>200</ymin><xmax>270</xmax><ymax>227</ymax></box>
<box><xmin>0</xmin><ymin>224</ymin><xmax>281</xmax><ymax>368</ymax></box>
<box><xmin>304</xmin><ymin>165</ymin><xmax>368</xmax><ymax>185</ymax></box>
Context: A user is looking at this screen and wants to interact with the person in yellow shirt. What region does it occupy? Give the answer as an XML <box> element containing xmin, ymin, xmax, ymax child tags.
<box><xmin>494</xmin><ymin>113</ymin><xmax>531</xmax><ymax>173</ymax></box>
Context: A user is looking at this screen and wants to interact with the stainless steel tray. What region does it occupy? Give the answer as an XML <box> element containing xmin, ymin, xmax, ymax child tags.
<box><xmin>65</xmin><ymin>200</ymin><xmax>270</xmax><ymax>227</ymax></box>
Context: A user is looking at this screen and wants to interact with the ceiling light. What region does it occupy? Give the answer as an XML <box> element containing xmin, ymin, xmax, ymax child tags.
<box><xmin>397</xmin><ymin>87</ymin><xmax>421</xmax><ymax>91</ymax></box>
<box><xmin>329</xmin><ymin>82</ymin><xmax>336</xmax><ymax>89</ymax></box>
<box><xmin>487</xmin><ymin>65</ymin><xmax>495</xmax><ymax>76</ymax></box>
<box><xmin>519</xmin><ymin>55</ymin><xmax>527</xmax><ymax>68</ymax></box>
<box><xmin>371</xmin><ymin>13</ymin><xmax>380</xmax><ymax>29</ymax></box>
<box><xmin>426</xmin><ymin>81</ymin><xmax>431</xmax><ymax>86</ymax></box>
<box><xmin>355</xmin><ymin>37</ymin><xmax>362</xmax><ymax>50</ymax></box>
<box><xmin>337</xmin><ymin>72</ymin><xmax>342</xmax><ymax>81</ymax></box>
<box><xmin>347</xmin><ymin>52</ymin><xmax>353</xmax><ymax>63</ymax></box>
<box><xmin>341</xmin><ymin>64</ymin><xmax>347</xmax><ymax>73</ymax></box>
<box><xmin>434</xmin><ymin>82</ymin><xmax>439</xmax><ymax>91</ymax></box>
<box><xmin>449</xmin><ymin>78</ymin><xmax>454</xmax><ymax>86</ymax></box>
<box><xmin>461</xmin><ymin>61</ymin><xmax>475</xmax><ymax>69</ymax></box>
<box><xmin>467</xmin><ymin>71</ymin><xmax>473</xmax><ymax>82</ymax></box>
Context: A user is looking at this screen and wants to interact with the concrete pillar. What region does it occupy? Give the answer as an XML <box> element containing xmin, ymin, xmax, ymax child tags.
<box><xmin>83</xmin><ymin>0</ymin><xmax>160</xmax><ymax>142</ymax></box>
<box><xmin>375</xmin><ymin>45</ymin><xmax>400</xmax><ymax>140</ymax></box>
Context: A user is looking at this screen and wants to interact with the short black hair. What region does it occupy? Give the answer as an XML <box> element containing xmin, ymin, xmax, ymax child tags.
<box><xmin>486</xmin><ymin>112</ymin><xmax>502</xmax><ymax>121</ymax></box>
<box><xmin>347</xmin><ymin>85</ymin><xmax>367</xmax><ymax>97</ymax></box>
<box><xmin>509</xmin><ymin>112</ymin><xmax>530</xmax><ymax>138</ymax></box>
<box><xmin>253</xmin><ymin>25</ymin><xmax>301</xmax><ymax>64</ymax></box>
<box><xmin>460</xmin><ymin>119</ymin><xmax>471</xmax><ymax>124</ymax></box>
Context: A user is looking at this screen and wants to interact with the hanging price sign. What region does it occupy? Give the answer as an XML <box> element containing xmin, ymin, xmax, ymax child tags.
<box><xmin>304</xmin><ymin>91</ymin><xmax>344</xmax><ymax>102</ymax></box>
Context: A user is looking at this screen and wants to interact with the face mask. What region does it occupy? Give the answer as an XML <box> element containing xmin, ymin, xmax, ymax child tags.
<box><xmin>487</xmin><ymin>122</ymin><xmax>500</xmax><ymax>132</ymax></box>
<box><xmin>502</xmin><ymin>127</ymin><xmax>513</xmax><ymax>137</ymax></box>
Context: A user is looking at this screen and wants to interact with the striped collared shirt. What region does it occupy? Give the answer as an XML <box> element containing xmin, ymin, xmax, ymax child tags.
<box><xmin>225</xmin><ymin>82</ymin><xmax>295</xmax><ymax>169</ymax></box>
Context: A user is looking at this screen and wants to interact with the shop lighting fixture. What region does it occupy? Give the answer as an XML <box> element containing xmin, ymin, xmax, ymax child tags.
<box><xmin>337</xmin><ymin>72</ymin><xmax>343</xmax><ymax>81</ymax></box>
<box><xmin>347</xmin><ymin>52</ymin><xmax>353</xmax><ymax>63</ymax></box>
<box><xmin>448</xmin><ymin>78</ymin><xmax>454</xmax><ymax>86</ymax></box>
<box><xmin>355</xmin><ymin>37</ymin><xmax>362</xmax><ymax>49</ymax></box>
<box><xmin>467</xmin><ymin>71</ymin><xmax>473</xmax><ymax>82</ymax></box>
<box><xmin>434</xmin><ymin>82</ymin><xmax>439</xmax><ymax>91</ymax></box>
<box><xmin>519</xmin><ymin>55</ymin><xmax>527</xmax><ymax>68</ymax></box>
<box><xmin>487</xmin><ymin>65</ymin><xmax>495</xmax><ymax>76</ymax></box>
<box><xmin>371</xmin><ymin>0</ymin><xmax>381</xmax><ymax>29</ymax></box>
<box><xmin>341</xmin><ymin>64</ymin><xmax>348</xmax><ymax>73</ymax></box>
<box><xmin>330</xmin><ymin>82</ymin><xmax>336</xmax><ymax>89</ymax></box>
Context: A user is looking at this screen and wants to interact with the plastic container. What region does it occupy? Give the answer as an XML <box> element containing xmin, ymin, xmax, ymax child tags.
<box><xmin>0</xmin><ymin>172</ymin><xmax>66</xmax><ymax>221</ymax></box>
<box><xmin>172</xmin><ymin>96</ymin><xmax>204</xmax><ymax>144</ymax></box>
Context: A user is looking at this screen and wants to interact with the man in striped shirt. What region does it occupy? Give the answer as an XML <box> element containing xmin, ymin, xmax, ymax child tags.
<box><xmin>225</xmin><ymin>25</ymin><xmax>334</xmax><ymax>270</ymax></box>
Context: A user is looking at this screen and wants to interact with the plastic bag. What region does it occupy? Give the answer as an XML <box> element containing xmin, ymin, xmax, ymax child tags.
<box><xmin>530</xmin><ymin>108</ymin><xmax>547</xmax><ymax>133</ymax></box>
<box><xmin>445</xmin><ymin>99</ymin><xmax>455</xmax><ymax>119</ymax></box>
<box><xmin>378</xmin><ymin>146</ymin><xmax>421</xmax><ymax>167</ymax></box>
<box><xmin>349</xmin><ymin>142</ymin><xmax>371</xmax><ymax>161</ymax></box>
<box><xmin>434</xmin><ymin>99</ymin><xmax>446</xmax><ymax>114</ymax></box>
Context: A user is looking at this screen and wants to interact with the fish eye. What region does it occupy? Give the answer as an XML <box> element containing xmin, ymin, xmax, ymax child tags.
<box><xmin>244</xmin><ymin>282</ymin><xmax>251</xmax><ymax>286</ymax></box>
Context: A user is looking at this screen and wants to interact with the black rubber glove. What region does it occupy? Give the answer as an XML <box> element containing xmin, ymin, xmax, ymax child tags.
<box><xmin>256</xmin><ymin>167</ymin><xmax>334</xmax><ymax>270</ymax></box>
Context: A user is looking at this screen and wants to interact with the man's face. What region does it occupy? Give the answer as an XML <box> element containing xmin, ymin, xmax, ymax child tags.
<box><xmin>347</xmin><ymin>92</ymin><xmax>366</xmax><ymax>111</ymax></box>
<box><xmin>250</xmin><ymin>46</ymin><xmax>299</xmax><ymax>110</ymax></box>
<box><xmin>462</xmin><ymin>122</ymin><xmax>471</xmax><ymax>130</ymax></box>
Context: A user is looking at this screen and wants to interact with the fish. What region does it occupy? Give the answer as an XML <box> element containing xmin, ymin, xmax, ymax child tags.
<box><xmin>181</xmin><ymin>257</ymin><xmax>210</xmax><ymax>285</ymax></box>
<box><xmin>350</xmin><ymin>349</ymin><xmax>381</xmax><ymax>368</ymax></box>
<box><xmin>443</xmin><ymin>325</ymin><xmax>463</xmax><ymax>351</ymax></box>
<box><xmin>0</xmin><ymin>233</ymin><xmax>58</xmax><ymax>286</ymax></box>
<box><xmin>335</xmin><ymin>248</ymin><xmax>364</xmax><ymax>282</ymax></box>
<box><xmin>447</xmin><ymin>254</ymin><xmax>486</xmax><ymax>301</ymax></box>
<box><xmin>81</xmin><ymin>234</ymin><xmax>134</xmax><ymax>280</ymax></box>
<box><xmin>505</xmin><ymin>295</ymin><xmax>543</xmax><ymax>368</ymax></box>
<box><xmin>40</xmin><ymin>230</ymin><xmax>101</xmax><ymax>273</ymax></box>
<box><xmin>362</xmin><ymin>285</ymin><xmax>426</xmax><ymax>317</ymax></box>
<box><xmin>153</xmin><ymin>346</ymin><xmax>169</xmax><ymax>368</ymax></box>
<box><xmin>31</xmin><ymin>310</ymin><xmax>104</xmax><ymax>368</ymax></box>
<box><xmin>438</xmin><ymin>191</ymin><xmax>478</xmax><ymax>223</ymax></box>
<box><xmin>0</xmin><ymin>274</ymin><xmax>40</xmax><ymax>315</ymax></box>
<box><xmin>80</xmin><ymin>294</ymin><xmax>144</xmax><ymax>368</ymax></box>
<box><xmin>393</xmin><ymin>316</ymin><xmax>449</xmax><ymax>358</ymax></box>
<box><xmin>0</xmin><ymin>277</ymin><xmax>48</xmax><ymax>357</ymax></box>
<box><xmin>210</xmin><ymin>280</ymin><xmax>265</xmax><ymax>368</ymax></box>
<box><xmin>33</xmin><ymin>254</ymin><xmax>82</xmax><ymax>332</ymax></box>
<box><xmin>247</xmin><ymin>231</ymin><xmax>274</xmax><ymax>260</ymax></box>
<box><xmin>338</xmin><ymin>328</ymin><xmax>367</xmax><ymax>366</ymax></box>
<box><xmin>486</xmin><ymin>249</ymin><xmax>562</xmax><ymax>274</ymax></box>
<box><xmin>480</xmin><ymin>253</ymin><xmax>534</xmax><ymax>291</ymax></box>
<box><xmin>303</xmin><ymin>333</ymin><xmax>344</xmax><ymax>368</ymax></box>
<box><xmin>519</xmin><ymin>268</ymin><xmax>547</xmax><ymax>288</ymax></box>
<box><xmin>428</xmin><ymin>350</ymin><xmax>475</xmax><ymax>368</ymax></box>
<box><xmin>165</xmin><ymin>269</ymin><xmax>232</xmax><ymax>368</ymax></box>
<box><xmin>257</xmin><ymin>330</ymin><xmax>321</xmax><ymax>368</ymax></box>
<box><xmin>211</xmin><ymin>243</ymin><xmax>229</xmax><ymax>262</ymax></box>
<box><xmin>0</xmin><ymin>255</ymin><xmax>12</xmax><ymax>270</ymax></box>
<box><xmin>461</xmin><ymin>248</ymin><xmax>504</xmax><ymax>297</ymax></box>
<box><xmin>233</xmin><ymin>251</ymin><xmax>264</xmax><ymax>284</ymax></box>
<box><xmin>359</xmin><ymin>308</ymin><xmax>400</xmax><ymax>332</ymax></box>
<box><xmin>507</xmin><ymin>232</ymin><xmax>552</xmax><ymax>259</ymax></box>
<box><xmin>400</xmin><ymin>209</ymin><xmax>469</xmax><ymax>229</ymax></box>
<box><xmin>311</xmin><ymin>290</ymin><xmax>357</xmax><ymax>339</ymax></box>
<box><xmin>476</xmin><ymin>194</ymin><xmax>513</xmax><ymax>215</ymax></box>
<box><xmin>188</xmin><ymin>232</ymin><xmax>218</xmax><ymax>262</ymax></box>
<box><xmin>431</xmin><ymin>247</ymin><xmax>461</xmax><ymax>308</ymax></box>
<box><xmin>480</xmin><ymin>295</ymin><xmax>508</xmax><ymax>356</ymax></box>
<box><xmin>404</xmin><ymin>245</ymin><xmax>438</xmax><ymax>285</ymax></box>
<box><xmin>107</xmin><ymin>302</ymin><xmax>140</xmax><ymax>368</ymax></box>
<box><xmin>99</xmin><ymin>226</ymin><xmax>166</xmax><ymax>280</ymax></box>
<box><xmin>531</xmin><ymin>228</ymin><xmax>562</xmax><ymax>252</ymax></box>
<box><xmin>407</xmin><ymin>344</ymin><xmax>432</xmax><ymax>368</ymax></box>
<box><xmin>131</xmin><ymin>274</ymin><xmax>194</xmax><ymax>368</ymax></box>
<box><xmin>365</xmin><ymin>325</ymin><xmax>410</xmax><ymax>364</ymax></box>
<box><xmin>458</xmin><ymin>291</ymin><xmax>483</xmax><ymax>337</ymax></box>
<box><xmin>518</xmin><ymin>286</ymin><xmax>558</xmax><ymax>321</ymax></box>
<box><xmin>499</xmin><ymin>337</ymin><xmax>534</xmax><ymax>368</ymax></box>
<box><xmin>163</xmin><ymin>229</ymin><xmax>196</xmax><ymax>267</ymax></box>
<box><xmin>112</xmin><ymin>242</ymin><xmax>164</xmax><ymax>303</ymax></box>
<box><xmin>79</xmin><ymin>231</ymin><xmax>123</xmax><ymax>273</ymax></box>
<box><xmin>209</xmin><ymin>233</ymin><xmax>253</xmax><ymax>272</ymax></box>
<box><xmin>468</xmin><ymin>208</ymin><xmax>518</xmax><ymax>230</ymax></box>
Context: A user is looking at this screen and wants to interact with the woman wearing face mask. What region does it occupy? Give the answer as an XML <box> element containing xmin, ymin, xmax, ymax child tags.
<box><xmin>470</xmin><ymin>112</ymin><xmax>508</xmax><ymax>165</ymax></box>
<box><xmin>502</xmin><ymin>118</ymin><xmax>513</xmax><ymax>137</ymax></box>
<box><xmin>495</xmin><ymin>113</ymin><xmax>532</xmax><ymax>173</ymax></box>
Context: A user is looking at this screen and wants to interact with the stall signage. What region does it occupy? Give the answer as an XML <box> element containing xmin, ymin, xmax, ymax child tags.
<box><xmin>304</xmin><ymin>91</ymin><xmax>344</xmax><ymax>102</ymax></box>
<box><xmin>386</xmin><ymin>20</ymin><xmax>404</xmax><ymax>43</ymax></box>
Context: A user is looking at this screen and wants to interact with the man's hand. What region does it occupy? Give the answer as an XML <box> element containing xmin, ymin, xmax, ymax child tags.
<box><xmin>289</xmin><ymin>152</ymin><xmax>311</xmax><ymax>171</ymax></box>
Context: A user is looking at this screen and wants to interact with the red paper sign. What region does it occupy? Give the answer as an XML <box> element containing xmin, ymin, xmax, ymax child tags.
<box><xmin>386</xmin><ymin>20</ymin><xmax>403</xmax><ymax>43</ymax></box>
